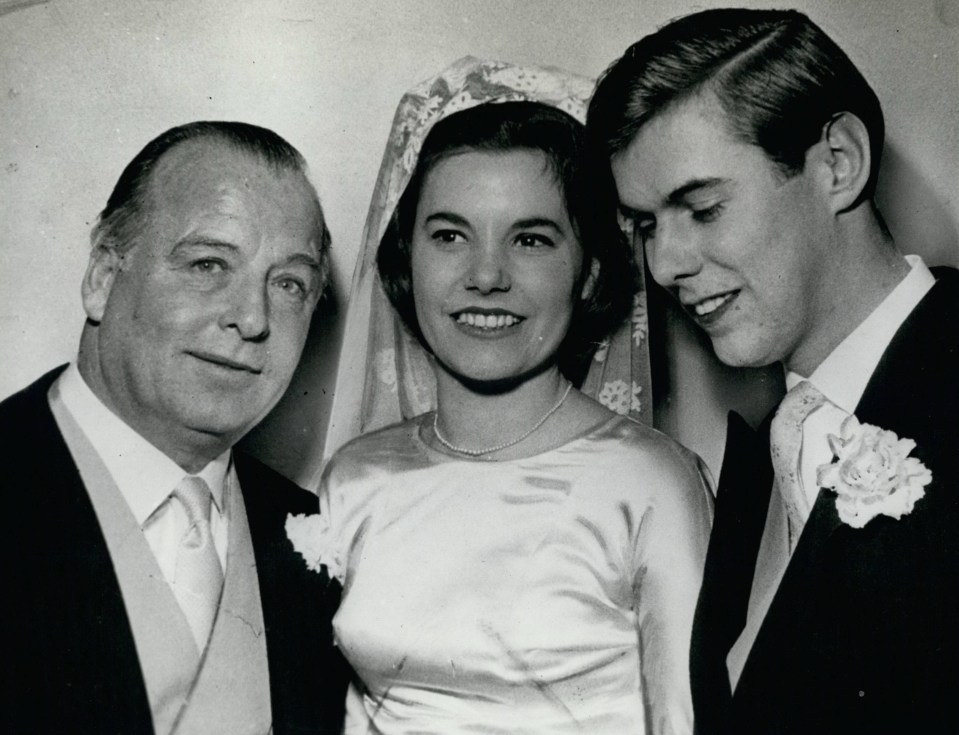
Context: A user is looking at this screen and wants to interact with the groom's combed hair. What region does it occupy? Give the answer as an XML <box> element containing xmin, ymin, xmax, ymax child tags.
<box><xmin>378</xmin><ymin>101</ymin><xmax>636</xmax><ymax>381</ymax></box>
<box><xmin>588</xmin><ymin>8</ymin><xmax>885</xmax><ymax>197</ymax></box>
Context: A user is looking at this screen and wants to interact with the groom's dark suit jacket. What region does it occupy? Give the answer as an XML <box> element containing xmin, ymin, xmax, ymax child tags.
<box><xmin>691</xmin><ymin>268</ymin><xmax>959</xmax><ymax>735</ymax></box>
<box><xmin>1</xmin><ymin>367</ymin><xmax>348</xmax><ymax>734</ymax></box>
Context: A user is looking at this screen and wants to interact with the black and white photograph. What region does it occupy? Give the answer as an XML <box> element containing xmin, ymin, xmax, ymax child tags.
<box><xmin>1</xmin><ymin>1</ymin><xmax>957</xmax><ymax>733</ymax></box>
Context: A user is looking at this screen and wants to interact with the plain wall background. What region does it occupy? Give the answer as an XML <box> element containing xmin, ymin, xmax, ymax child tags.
<box><xmin>1</xmin><ymin>0</ymin><xmax>956</xmax><ymax>485</ymax></box>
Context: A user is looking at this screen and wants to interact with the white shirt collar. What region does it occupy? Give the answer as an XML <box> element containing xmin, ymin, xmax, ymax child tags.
<box><xmin>57</xmin><ymin>364</ymin><xmax>229</xmax><ymax>525</ymax></box>
<box><xmin>786</xmin><ymin>255</ymin><xmax>935</xmax><ymax>412</ymax></box>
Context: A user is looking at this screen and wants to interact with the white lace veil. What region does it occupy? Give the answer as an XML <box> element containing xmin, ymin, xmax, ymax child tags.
<box><xmin>321</xmin><ymin>57</ymin><xmax>652</xmax><ymax>465</ymax></box>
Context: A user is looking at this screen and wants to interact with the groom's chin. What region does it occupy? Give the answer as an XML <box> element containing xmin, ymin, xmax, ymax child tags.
<box><xmin>709</xmin><ymin>332</ymin><xmax>783</xmax><ymax>370</ymax></box>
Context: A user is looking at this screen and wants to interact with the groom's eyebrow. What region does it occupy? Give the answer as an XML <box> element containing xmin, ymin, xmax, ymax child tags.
<box><xmin>618</xmin><ymin>176</ymin><xmax>731</xmax><ymax>221</ymax></box>
<box><xmin>666</xmin><ymin>177</ymin><xmax>728</xmax><ymax>205</ymax></box>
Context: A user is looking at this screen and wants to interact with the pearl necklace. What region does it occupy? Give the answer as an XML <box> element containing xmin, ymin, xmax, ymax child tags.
<box><xmin>432</xmin><ymin>381</ymin><xmax>573</xmax><ymax>458</ymax></box>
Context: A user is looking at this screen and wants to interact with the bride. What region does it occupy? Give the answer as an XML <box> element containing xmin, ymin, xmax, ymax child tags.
<box><xmin>316</xmin><ymin>58</ymin><xmax>712</xmax><ymax>734</ymax></box>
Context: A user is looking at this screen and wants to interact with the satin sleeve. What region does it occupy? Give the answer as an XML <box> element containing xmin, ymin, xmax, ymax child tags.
<box><xmin>631</xmin><ymin>445</ymin><xmax>713</xmax><ymax>734</ymax></box>
<box><xmin>343</xmin><ymin>681</ymin><xmax>373</xmax><ymax>735</ymax></box>
<box><xmin>316</xmin><ymin>444</ymin><xmax>389</xmax><ymax>592</ymax></box>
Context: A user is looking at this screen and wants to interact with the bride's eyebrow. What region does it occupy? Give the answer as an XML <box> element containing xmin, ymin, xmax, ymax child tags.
<box><xmin>512</xmin><ymin>217</ymin><xmax>562</xmax><ymax>232</ymax></box>
<box><xmin>423</xmin><ymin>211</ymin><xmax>471</xmax><ymax>227</ymax></box>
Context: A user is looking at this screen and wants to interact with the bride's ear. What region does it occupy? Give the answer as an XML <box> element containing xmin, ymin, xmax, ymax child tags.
<box><xmin>581</xmin><ymin>259</ymin><xmax>600</xmax><ymax>300</ymax></box>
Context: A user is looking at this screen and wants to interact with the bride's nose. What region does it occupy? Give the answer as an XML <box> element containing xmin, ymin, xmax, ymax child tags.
<box><xmin>465</xmin><ymin>242</ymin><xmax>511</xmax><ymax>294</ymax></box>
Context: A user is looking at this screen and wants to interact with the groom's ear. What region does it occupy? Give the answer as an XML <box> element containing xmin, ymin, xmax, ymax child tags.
<box><xmin>807</xmin><ymin>111</ymin><xmax>873</xmax><ymax>214</ymax></box>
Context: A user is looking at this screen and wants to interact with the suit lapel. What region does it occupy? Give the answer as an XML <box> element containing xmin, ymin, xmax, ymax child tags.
<box><xmin>236</xmin><ymin>453</ymin><xmax>347</xmax><ymax>735</ymax></box>
<box><xmin>733</xmin><ymin>485</ymin><xmax>842</xmax><ymax>688</ymax></box>
<box><xmin>691</xmin><ymin>411</ymin><xmax>773</xmax><ymax>730</ymax></box>
<box><xmin>51</xmin><ymin>385</ymin><xmax>201</xmax><ymax>735</ymax></box>
<box><xmin>5</xmin><ymin>368</ymin><xmax>154</xmax><ymax>733</ymax></box>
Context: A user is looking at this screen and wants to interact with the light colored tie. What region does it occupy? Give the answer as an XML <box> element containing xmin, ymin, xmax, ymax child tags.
<box><xmin>172</xmin><ymin>475</ymin><xmax>224</xmax><ymax>651</ymax></box>
<box><xmin>769</xmin><ymin>380</ymin><xmax>828</xmax><ymax>550</ymax></box>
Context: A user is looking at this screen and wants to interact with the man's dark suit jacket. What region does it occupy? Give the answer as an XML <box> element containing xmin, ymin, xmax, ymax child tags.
<box><xmin>1</xmin><ymin>367</ymin><xmax>348</xmax><ymax>734</ymax></box>
<box><xmin>691</xmin><ymin>268</ymin><xmax>959</xmax><ymax>735</ymax></box>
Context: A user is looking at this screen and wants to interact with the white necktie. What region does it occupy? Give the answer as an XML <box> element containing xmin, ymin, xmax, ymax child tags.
<box><xmin>172</xmin><ymin>475</ymin><xmax>224</xmax><ymax>650</ymax></box>
<box><xmin>769</xmin><ymin>380</ymin><xmax>828</xmax><ymax>550</ymax></box>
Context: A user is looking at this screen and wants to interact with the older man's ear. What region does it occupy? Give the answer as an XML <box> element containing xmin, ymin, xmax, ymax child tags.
<box><xmin>81</xmin><ymin>244</ymin><xmax>124</xmax><ymax>323</ymax></box>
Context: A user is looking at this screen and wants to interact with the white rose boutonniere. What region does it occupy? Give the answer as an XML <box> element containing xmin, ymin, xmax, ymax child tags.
<box><xmin>817</xmin><ymin>415</ymin><xmax>933</xmax><ymax>529</ymax></box>
<box><xmin>285</xmin><ymin>512</ymin><xmax>344</xmax><ymax>584</ymax></box>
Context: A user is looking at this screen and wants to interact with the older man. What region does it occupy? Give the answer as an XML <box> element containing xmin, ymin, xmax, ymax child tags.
<box><xmin>589</xmin><ymin>9</ymin><xmax>959</xmax><ymax>735</ymax></box>
<box><xmin>2</xmin><ymin>122</ymin><xmax>346</xmax><ymax>733</ymax></box>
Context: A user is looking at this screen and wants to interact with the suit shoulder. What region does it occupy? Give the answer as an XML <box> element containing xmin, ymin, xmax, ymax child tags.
<box><xmin>234</xmin><ymin>451</ymin><xmax>318</xmax><ymax>516</ymax></box>
<box><xmin>0</xmin><ymin>367</ymin><xmax>65</xmax><ymax>434</ymax></box>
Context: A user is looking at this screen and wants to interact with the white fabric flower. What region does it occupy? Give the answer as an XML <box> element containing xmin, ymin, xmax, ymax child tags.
<box><xmin>285</xmin><ymin>513</ymin><xmax>344</xmax><ymax>583</ymax></box>
<box><xmin>817</xmin><ymin>415</ymin><xmax>932</xmax><ymax>529</ymax></box>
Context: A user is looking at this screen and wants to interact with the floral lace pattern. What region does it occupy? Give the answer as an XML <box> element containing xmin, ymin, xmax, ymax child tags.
<box><xmin>632</xmin><ymin>292</ymin><xmax>649</xmax><ymax>347</ymax></box>
<box><xmin>374</xmin><ymin>348</ymin><xmax>398</xmax><ymax>391</ymax></box>
<box><xmin>593</xmin><ymin>339</ymin><xmax>611</xmax><ymax>364</ymax></box>
<box><xmin>597</xmin><ymin>379</ymin><xmax>643</xmax><ymax>416</ymax></box>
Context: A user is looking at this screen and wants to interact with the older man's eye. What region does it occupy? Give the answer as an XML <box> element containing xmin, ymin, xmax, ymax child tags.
<box><xmin>191</xmin><ymin>258</ymin><xmax>226</xmax><ymax>274</ymax></box>
<box><xmin>274</xmin><ymin>277</ymin><xmax>308</xmax><ymax>299</ymax></box>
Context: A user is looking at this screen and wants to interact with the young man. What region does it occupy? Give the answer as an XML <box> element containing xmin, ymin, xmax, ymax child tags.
<box><xmin>2</xmin><ymin>122</ymin><xmax>347</xmax><ymax>734</ymax></box>
<box><xmin>589</xmin><ymin>9</ymin><xmax>959</xmax><ymax>734</ymax></box>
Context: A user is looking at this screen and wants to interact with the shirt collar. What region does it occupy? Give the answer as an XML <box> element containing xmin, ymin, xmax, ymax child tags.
<box><xmin>786</xmin><ymin>255</ymin><xmax>935</xmax><ymax>412</ymax></box>
<box><xmin>57</xmin><ymin>364</ymin><xmax>230</xmax><ymax>525</ymax></box>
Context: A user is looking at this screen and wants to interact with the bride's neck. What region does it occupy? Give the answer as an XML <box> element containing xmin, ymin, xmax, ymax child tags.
<box><xmin>433</xmin><ymin>367</ymin><xmax>568</xmax><ymax>450</ymax></box>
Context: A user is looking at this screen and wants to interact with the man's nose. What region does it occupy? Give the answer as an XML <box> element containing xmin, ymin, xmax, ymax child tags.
<box><xmin>645</xmin><ymin>220</ymin><xmax>703</xmax><ymax>288</ymax></box>
<box><xmin>466</xmin><ymin>243</ymin><xmax>511</xmax><ymax>294</ymax></box>
<box><xmin>219</xmin><ymin>278</ymin><xmax>270</xmax><ymax>341</ymax></box>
